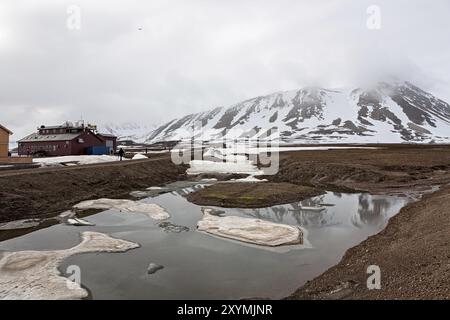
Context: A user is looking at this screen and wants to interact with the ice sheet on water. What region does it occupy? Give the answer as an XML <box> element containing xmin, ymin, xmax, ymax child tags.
<box><xmin>197</xmin><ymin>208</ymin><xmax>305</xmax><ymax>247</ymax></box>
<box><xmin>0</xmin><ymin>232</ymin><xmax>139</xmax><ymax>300</ymax></box>
<box><xmin>73</xmin><ymin>198</ymin><xmax>170</xmax><ymax>220</ymax></box>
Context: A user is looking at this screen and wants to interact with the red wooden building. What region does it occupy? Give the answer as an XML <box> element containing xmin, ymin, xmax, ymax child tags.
<box><xmin>18</xmin><ymin>122</ymin><xmax>117</xmax><ymax>157</ymax></box>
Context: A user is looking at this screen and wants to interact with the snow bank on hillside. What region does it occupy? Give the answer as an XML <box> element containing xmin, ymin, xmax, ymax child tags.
<box><xmin>34</xmin><ymin>155</ymin><xmax>124</xmax><ymax>167</ymax></box>
<box><xmin>202</xmin><ymin>145</ymin><xmax>378</xmax><ymax>156</ymax></box>
<box><xmin>132</xmin><ymin>153</ymin><xmax>148</xmax><ymax>160</ymax></box>
<box><xmin>187</xmin><ymin>155</ymin><xmax>263</xmax><ymax>175</ymax></box>
<box><xmin>231</xmin><ymin>176</ymin><xmax>268</xmax><ymax>183</ymax></box>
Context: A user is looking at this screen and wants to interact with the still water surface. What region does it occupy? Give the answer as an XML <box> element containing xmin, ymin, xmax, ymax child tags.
<box><xmin>0</xmin><ymin>182</ymin><xmax>409</xmax><ymax>299</ymax></box>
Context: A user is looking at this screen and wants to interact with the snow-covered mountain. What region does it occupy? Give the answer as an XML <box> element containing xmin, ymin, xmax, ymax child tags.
<box><xmin>146</xmin><ymin>81</ymin><xmax>450</xmax><ymax>144</ymax></box>
<box><xmin>99</xmin><ymin>122</ymin><xmax>157</xmax><ymax>143</ymax></box>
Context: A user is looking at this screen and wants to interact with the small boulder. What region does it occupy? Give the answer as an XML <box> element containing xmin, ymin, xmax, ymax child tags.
<box><xmin>147</xmin><ymin>263</ymin><xmax>164</xmax><ymax>275</ymax></box>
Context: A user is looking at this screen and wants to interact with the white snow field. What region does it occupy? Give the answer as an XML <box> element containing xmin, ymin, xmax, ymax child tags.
<box><xmin>147</xmin><ymin>82</ymin><xmax>450</xmax><ymax>144</ymax></box>
<box><xmin>34</xmin><ymin>155</ymin><xmax>125</xmax><ymax>167</ymax></box>
<box><xmin>187</xmin><ymin>155</ymin><xmax>264</xmax><ymax>175</ymax></box>
<box><xmin>200</xmin><ymin>145</ymin><xmax>379</xmax><ymax>157</ymax></box>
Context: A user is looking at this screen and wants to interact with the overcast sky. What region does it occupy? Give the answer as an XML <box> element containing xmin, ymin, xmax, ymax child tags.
<box><xmin>1</xmin><ymin>0</ymin><xmax>450</xmax><ymax>142</ymax></box>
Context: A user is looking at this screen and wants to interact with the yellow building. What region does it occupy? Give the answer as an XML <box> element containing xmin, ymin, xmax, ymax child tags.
<box><xmin>0</xmin><ymin>124</ymin><xmax>13</xmax><ymax>159</ymax></box>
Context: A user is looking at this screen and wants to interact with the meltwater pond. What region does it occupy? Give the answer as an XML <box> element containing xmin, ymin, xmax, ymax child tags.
<box><xmin>0</xmin><ymin>182</ymin><xmax>409</xmax><ymax>299</ymax></box>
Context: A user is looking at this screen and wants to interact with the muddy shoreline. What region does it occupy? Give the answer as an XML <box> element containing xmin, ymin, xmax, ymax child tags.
<box><xmin>287</xmin><ymin>185</ymin><xmax>450</xmax><ymax>299</ymax></box>
<box><xmin>271</xmin><ymin>145</ymin><xmax>450</xmax><ymax>299</ymax></box>
<box><xmin>186</xmin><ymin>182</ymin><xmax>323</xmax><ymax>208</ymax></box>
<box><xmin>0</xmin><ymin>155</ymin><xmax>186</xmax><ymax>223</ymax></box>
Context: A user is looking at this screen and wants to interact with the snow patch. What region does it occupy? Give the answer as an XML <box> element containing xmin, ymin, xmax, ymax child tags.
<box><xmin>66</xmin><ymin>218</ymin><xmax>95</xmax><ymax>226</ymax></box>
<box><xmin>34</xmin><ymin>155</ymin><xmax>124</xmax><ymax>167</ymax></box>
<box><xmin>0</xmin><ymin>219</ymin><xmax>41</xmax><ymax>231</ymax></box>
<box><xmin>73</xmin><ymin>199</ymin><xmax>170</xmax><ymax>220</ymax></box>
<box><xmin>0</xmin><ymin>232</ymin><xmax>139</xmax><ymax>300</ymax></box>
<box><xmin>132</xmin><ymin>153</ymin><xmax>148</xmax><ymax>160</ymax></box>
<box><xmin>197</xmin><ymin>208</ymin><xmax>304</xmax><ymax>247</ymax></box>
<box><xmin>231</xmin><ymin>176</ymin><xmax>268</xmax><ymax>183</ymax></box>
<box><xmin>146</xmin><ymin>186</ymin><xmax>164</xmax><ymax>190</ymax></box>
<box><xmin>187</xmin><ymin>155</ymin><xmax>263</xmax><ymax>175</ymax></box>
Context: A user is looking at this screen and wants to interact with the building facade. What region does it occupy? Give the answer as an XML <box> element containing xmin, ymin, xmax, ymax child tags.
<box><xmin>0</xmin><ymin>124</ymin><xmax>12</xmax><ymax>159</ymax></box>
<box><xmin>18</xmin><ymin>122</ymin><xmax>117</xmax><ymax>157</ymax></box>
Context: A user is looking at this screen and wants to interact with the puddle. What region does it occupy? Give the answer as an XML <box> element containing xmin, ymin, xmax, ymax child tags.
<box><xmin>0</xmin><ymin>182</ymin><xmax>410</xmax><ymax>299</ymax></box>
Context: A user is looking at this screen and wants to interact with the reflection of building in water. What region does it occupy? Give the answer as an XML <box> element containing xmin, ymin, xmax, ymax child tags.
<box><xmin>351</xmin><ymin>194</ymin><xmax>395</xmax><ymax>228</ymax></box>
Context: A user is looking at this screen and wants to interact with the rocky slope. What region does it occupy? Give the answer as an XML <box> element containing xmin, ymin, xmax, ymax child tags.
<box><xmin>146</xmin><ymin>81</ymin><xmax>450</xmax><ymax>144</ymax></box>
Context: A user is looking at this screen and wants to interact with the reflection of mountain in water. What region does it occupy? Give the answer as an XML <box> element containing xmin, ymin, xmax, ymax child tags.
<box><xmin>236</xmin><ymin>194</ymin><xmax>338</xmax><ymax>228</ymax></box>
<box><xmin>207</xmin><ymin>192</ymin><xmax>401</xmax><ymax>230</ymax></box>
<box><xmin>351</xmin><ymin>194</ymin><xmax>397</xmax><ymax>228</ymax></box>
<box><xmin>171</xmin><ymin>185</ymin><xmax>403</xmax><ymax>230</ymax></box>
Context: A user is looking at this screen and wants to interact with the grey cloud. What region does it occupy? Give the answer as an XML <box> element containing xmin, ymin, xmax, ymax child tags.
<box><xmin>1</xmin><ymin>0</ymin><xmax>450</xmax><ymax>141</ymax></box>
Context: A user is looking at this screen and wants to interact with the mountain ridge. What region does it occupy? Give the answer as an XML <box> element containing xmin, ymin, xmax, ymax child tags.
<box><xmin>144</xmin><ymin>81</ymin><xmax>450</xmax><ymax>144</ymax></box>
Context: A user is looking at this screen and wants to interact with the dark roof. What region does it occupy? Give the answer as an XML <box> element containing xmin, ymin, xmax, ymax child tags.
<box><xmin>0</xmin><ymin>125</ymin><xmax>13</xmax><ymax>135</ymax></box>
<box><xmin>18</xmin><ymin>132</ymin><xmax>81</xmax><ymax>142</ymax></box>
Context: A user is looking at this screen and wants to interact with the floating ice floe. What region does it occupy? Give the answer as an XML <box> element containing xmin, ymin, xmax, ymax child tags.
<box><xmin>299</xmin><ymin>206</ymin><xmax>326</xmax><ymax>212</ymax></box>
<box><xmin>58</xmin><ymin>210</ymin><xmax>95</xmax><ymax>226</ymax></box>
<box><xmin>73</xmin><ymin>198</ymin><xmax>170</xmax><ymax>220</ymax></box>
<box><xmin>197</xmin><ymin>209</ymin><xmax>303</xmax><ymax>247</ymax></box>
<box><xmin>0</xmin><ymin>219</ymin><xmax>41</xmax><ymax>231</ymax></box>
<box><xmin>0</xmin><ymin>231</ymin><xmax>139</xmax><ymax>300</ymax></box>
<box><xmin>130</xmin><ymin>186</ymin><xmax>169</xmax><ymax>198</ymax></box>
<box><xmin>187</xmin><ymin>156</ymin><xmax>263</xmax><ymax>175</ymax></box>
<box><xmin>66</xmin><ymin>218</ymin><xmax>95</xmax><ymax>226</ymax></box>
